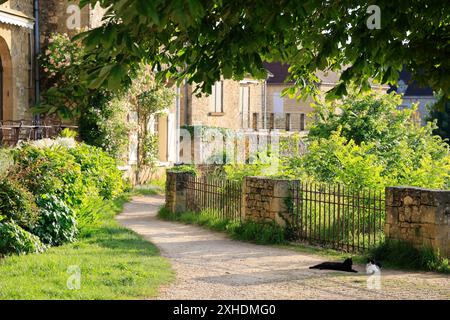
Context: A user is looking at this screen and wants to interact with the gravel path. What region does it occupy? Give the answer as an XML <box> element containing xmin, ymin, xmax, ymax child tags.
<box><xmin>117</xmin><ymin>195</ymin><xmax>450</xmax><ymax>300</ymax></box>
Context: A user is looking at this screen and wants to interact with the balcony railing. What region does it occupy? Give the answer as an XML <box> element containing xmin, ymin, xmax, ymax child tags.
<box><xmin>250</xmin><ymin>112</ymin><xmax>308</xmax><ymax>132</ymax></box>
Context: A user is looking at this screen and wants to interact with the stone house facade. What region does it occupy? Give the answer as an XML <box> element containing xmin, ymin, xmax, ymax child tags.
<box><xmin>179</xmin><ymin>78</ymin><xmax>264</xmax><ymax>130</ymax></box>
<box><xmin>0</xmin><ymin>0</ymin><xmax>104</xmax><ymax>122</ymax></box>
<box><xmin>177</xmin><ymin>65</ymin><xmax>327</xmax><ymax>134</ymax></box>
<box><xmin>0</xmin><ymin>0</ymin><xmax>35</xmax><ymax>121</ymax></box>
<box><xmin>158</xmin><ymin>65</ymin><xmax>341</xmax><ymax>165</ymax></box>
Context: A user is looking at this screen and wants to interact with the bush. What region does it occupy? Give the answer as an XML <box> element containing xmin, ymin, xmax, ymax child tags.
<box><xmin>11</xmin><ymin>143</ymin><xmax>88</xmax><ymax>211</ymax></box>
<box><xmin>369</xmin><ymin>239</ymin><xmax>450</xmax><ymax>273</ymax></box>
<box><xmin>67</xmin><ymin>143</ymin><xmax>125</xmax><ymax>199</ymax></box>
<box><xmin>304</xmin><ymin>91</ymin><xmax>450</xmax><ymax>190</ymax></box>
<box><xmin>32</xmin><ymin>194</ymin><xmax>77</xmax><ymax>246</ymax></box>
<box><xmin>229</xmin><ymin>221</ymin><xmax>287</xmax><ymax>245</ymax></box>
<box><xmin>0</xmin><ymin>148</ymin><xmax>13</xmax><ymax>178</ymax></box>
<box><xmin>0</xmin><ymin>221</ymin><xmax>46</xmax><ymax>256</ymax></box>
<box><xmin>0</xmin><ymin>178</ymin><xmax>39</xmax><ymax>230</ymax></box>
<box><xmin>11</xmin><ymin>139</ymin><xmax>125</xmax><ymax>211</ymax></box>
<box><xmin>0</xmin><ymin>138</ymin><xmax>126</xmax><ymax>257</ymax></box>
<box><xmin>168</xmin><ymin>165</ymin><xmax>199</xmax><ymax>176</ymax></box>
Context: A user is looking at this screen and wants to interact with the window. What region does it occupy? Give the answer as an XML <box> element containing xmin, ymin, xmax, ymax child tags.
<box><xmin>211</xmin><ymin>80</ymin><xmax>224</xmax><ymax>113</ymax></box>
<box><xmin>300</xmin><ymin>113</ymin><xmax>305</xmax><ymax>131</ymax></box>
<box><xmin>240</xmin><ymin>86</ymin><xmax>250</xmax><ymax>128</ymax></box>
<box><xmin>252</xmin><ymin>113</ymin><xmax>258</xmax><ymax>130</ymax></box>
<box><xmin>153</xmin><ymin>116</ymin><xmax>159</xmax><ymax>134</ymax></box>
<box><xmin>273</xmin><ymin>92</ymin><xmax>284</xmax><ymax>114</ymax></box>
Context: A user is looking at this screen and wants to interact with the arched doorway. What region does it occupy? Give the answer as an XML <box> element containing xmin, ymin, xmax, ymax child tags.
<box><xmin>0</xmin><ymin>36</ymin><xmax>12</xmax><ymax>121</ymax></box>
<box><xmin>0</xmin><ymin>55</ymin><xmax>3</xmax><ymax>121</ymax></box>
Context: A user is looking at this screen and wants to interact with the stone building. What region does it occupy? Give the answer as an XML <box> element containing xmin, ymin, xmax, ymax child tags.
<box><xmin>388</xmin><ymin>68</ymin><xmax>436</xmax><ymax>125</ymax></box>
<box><xmin>0</xmin><ymin>0</ymin><xmax>104</xmax><ymax>122</ymax></box>
<box><xmin>180</xmin><ymin>78</ymin><xmax>264</xmax><ymax>130</ymax></box>
<box><xmin>0</xmin><ymin>0</ymin><xmax>35</xmax><ymax>121</ymax></box>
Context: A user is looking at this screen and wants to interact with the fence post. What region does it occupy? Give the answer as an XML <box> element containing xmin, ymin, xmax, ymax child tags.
<box><xmin>385</xmin><ymin>186</ymin><xmax>450</xmax><ymax>258</ymax></box>
<box><xmin>243</xmin><ymin>176</ymin><xmax>292</xmax><ymax>227</ymax></box>
<box><xmin>165</xmin><ymin>171</ymin><xmax>194</xmax><ymax>213</ymax></box>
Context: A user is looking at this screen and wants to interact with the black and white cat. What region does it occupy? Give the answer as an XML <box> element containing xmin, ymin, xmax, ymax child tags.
<box><xmin>366</xmin><ymin>259</ymin><xmax>382</xmax><ymax>274</ymax></box>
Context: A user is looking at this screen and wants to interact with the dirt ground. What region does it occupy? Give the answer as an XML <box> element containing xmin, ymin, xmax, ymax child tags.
<box><xmin>116</xmin><ymin>195</ymin><xmax>450</xmax><ymax>300</ymax></box>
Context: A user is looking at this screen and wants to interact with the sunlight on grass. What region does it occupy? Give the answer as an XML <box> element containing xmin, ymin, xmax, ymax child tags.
<box><xmin>0</xmin><ymin>195</ymin><xmax>174</xmax><ymax>300</ymax></box>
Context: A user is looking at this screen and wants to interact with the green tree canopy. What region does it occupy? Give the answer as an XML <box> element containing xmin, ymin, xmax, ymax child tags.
<box><xmin>78</xmin><ymin>0</ymin><xmax>449</xmax><ymax>102</ymax></box>
<box><xmin>295</xmin><ymin>91</ymin><xmax>450</xmax><ymax>189</ymax></box>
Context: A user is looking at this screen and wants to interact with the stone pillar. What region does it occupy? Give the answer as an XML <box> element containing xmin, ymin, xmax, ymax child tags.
<box><xmin>165</xmin><ymin>171</ymin><xmax>193</xmax><ymax>213</ymax></box>
<box><xmin>386</xmin><ymin>187</ymin><xmax>450</xmax><ymax>258</ymax></box>
<box><xmin>243</xmin><ymin>176</ymin><xmax>293</xmax><ymax>227</ymax></box>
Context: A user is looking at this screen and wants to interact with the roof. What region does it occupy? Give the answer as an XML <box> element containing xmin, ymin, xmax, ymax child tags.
<box><xmin>388</xmin><ymin>69</ymin><xmax>434</xmax><ymax>96</ymax></box>
<box><xmin>0</xmin><ymin>8</ymin><xmax>34</xmax><ymax>29</ymax></box>
<box><xmin>263</xmin><ymin>61</ymin><xmax>341</xmax><ymax>85</ymax></box>
<box><xmin>263</xmin><ymin>62</ymin><xmax>293</xmax><ymax>84</ymax></box>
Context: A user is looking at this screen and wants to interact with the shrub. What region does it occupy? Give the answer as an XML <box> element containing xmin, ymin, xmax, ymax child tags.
<box><xmin>369</xmin><ymin>239</ymin><xmax>450</xmax><ymax>273</ymax></box>
<box><xmin>76</xmin><ymin>193</ymin><xmax>109</xmax><ymax>229</ymax></box>
<box><xmin>0</xmin><ymin>148</ymin><xmax>13</xmax><ymax>178</ymax></box>
<box><xmin>11</xmin><ymin>139</ymin><xmax>124</xmax><ymax>209</ymax></box>
<box><xmin>32</xmin><ymin>194</ymin><xmax>77</xmax><ymax>246</ymax></box>
<box><xmin>300</xmin><ymin>130</ymin><xmax>388</xmax><ymax>190</ymax></box>
<box><xmin>229</xmin><ymin>221</ymin><xmax>287</xmax><ymax>245</ymax></box>
<box><xmin>305</xmin><ymin>91</ymin><xmax>450</xmax><ymax>190</ymax></box>
<box><xmin>60</xmin><ymin>128</ymin><xmax>78</xmax><ymax>139</ymax></box>
<box><xmin>67</xmin><ymin>143</ymin><xmax>125</xmax><ymax>199</ymax></box>
<box><xmin>11</xmin><ymin>143</ymin><xmax>89</xmax><ymax>211</ymax></box>
<box><xmin>0</xmin><ymin>221</ymin><xmax>46</xmax><ymax>256</ymax></box>
<box><xmin>0</xmin><ymin>178</ymin><xmax>39</xmax><ymax>230</ymax></box>
<box><xmin>168</xmin><ymin>165</ymin><xmax>199</xmax><ymax>176</ymax></box>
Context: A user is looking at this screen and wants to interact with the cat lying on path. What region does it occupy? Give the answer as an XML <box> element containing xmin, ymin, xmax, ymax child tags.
<box><xmin>309</xmin><ymin>258</ymin><xmax>358</xmax><ymax>273</ymax></box>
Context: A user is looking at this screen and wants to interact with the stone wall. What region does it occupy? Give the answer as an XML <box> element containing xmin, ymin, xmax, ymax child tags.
<box><xmin>180</xmin><ymin>79</ymin><xmax>263</xmax><ymax>130</ymax></box>
<box><xmin>39</xmin><ymin>0</ymin><xmax>105</xmax><ymax>46</ymax></box>
<box><xmin>164</xmin><ymin>172</ymin><xmax>294</xmax><ymax>226</ymax></box>
<box><xmin>165</xmin><ymin>173</ymin><xmax>450</xmax><ymax>257</ymax></box>
<box><xmin>2</xmin><ymin>0</ymin><xmax>34</xmax><ymax>16</ymax></box>
<box><xmin>386</xmin><ymin>187</ymin><xmax>450</xmax><ymax>257</ymax></box>
<box><xmin>165</xmin><ymin>171</ymin><xmax>192</xmax><ymax>213</ymax></box>
<box><xmin>242</xmin><ymin>176</ymin><xmax>292</xmax><ymax>227</ymax></box>
<box><xmin>0</xmin><ymin>0</ymin><xmax>35</xmax><ymax>120</ymax></box>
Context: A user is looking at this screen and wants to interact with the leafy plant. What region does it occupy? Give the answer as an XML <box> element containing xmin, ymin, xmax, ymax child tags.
<box><xmin>142</xmin><ymin>133</ymin><xmax>159</xmax><ymax>167</ymax></box>
<box><xmin>303</xmin><ymin>91</ymin><xmax>450</xmax><ymax>190</ymax></box>
<box><xmin>32</xmin><ymin>195</ymin><xmax>78</xmax><ymax>246</ymax></box>
<box><xmin>0</xmin><ymin>178</ymin><xmax>39</xmax><ymax>230</ymax></box>
<box><xmin>35</xmin><ymin>32</ymin><xmax>117</xmax><ymax>120</ymax></box>
<box><xmin>369</xmin><ymin>240</ymin><xmax>450</xmax><ymax>273</ymax></box>
<box><xmin>0</xmin><ymin>221</ymin><xmax>46</xmax><ymax>256</ymax></box>
<box><xmin>77</xmin><ymin>89</ymin><xmax>130</xmax><ymax>161</ymax></box>
<box><xmin>67</xmin><ymin>143</ymin><xmax>125</xmax><ymax>200</ymax></box>
<box><xmin>10</xmin><ymin>139</ymin><xmax>125</xmax><ymax>222</ymax></box>
<box><xmin>0</xmin><ymin>148</ymin><xmax>13</xmax><ymax>178</ymax></box>
<box><xmin>59</xmin><ymin>128</ymin><xmax>78</xmax><ymax>139</ymax></box>
<box><xmin>10</xmin><ymin>144</ymin><xmax>88</xmax><ymax>211</ymax></box>
<box><xmin>167</xmin><ymin>165</ymin><xmax>199</xmax><ymax>176</ymax></box>
<box><xmin>77</xmin><ymin>1</ymin><xmax>449</xmax><ymax>107</ymax></box>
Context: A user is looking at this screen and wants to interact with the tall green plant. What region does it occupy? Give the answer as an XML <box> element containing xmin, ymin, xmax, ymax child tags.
<box><xmin>299</xmin><ymin>91</ymin><xmax>450</xmax><ymax>190</ymax></box>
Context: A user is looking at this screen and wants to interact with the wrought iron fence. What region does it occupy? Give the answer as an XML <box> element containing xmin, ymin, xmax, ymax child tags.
<box><xmin>186</xmin><ymin>175</ymin><xmax>242</xmax><ymax>221</ymax></box>
<box><xmin>290</xmin><ymin>181</ymin><xmax>385</xmax><ymax>252</ymax></box>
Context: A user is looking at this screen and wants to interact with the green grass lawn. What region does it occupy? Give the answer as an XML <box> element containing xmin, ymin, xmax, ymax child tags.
<box><xmin>0</xmin><ymin>194</ymin><xmax>174</xmax><ymax>300</ymax></box>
